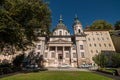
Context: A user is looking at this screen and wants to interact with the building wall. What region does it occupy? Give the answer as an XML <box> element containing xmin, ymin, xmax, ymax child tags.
<box><xmin>85</xmin><ymin>30</ymin><xmax>115</xmax><ymax>64</ymax></box>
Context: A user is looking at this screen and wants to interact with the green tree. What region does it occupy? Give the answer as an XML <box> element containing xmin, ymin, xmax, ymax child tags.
<box><xmin>92</xmin><ymin>53</ymin><xmax>108</xmax><ymax>68</ymax></box>
<box><xmin>88</xmin><ymin>20</ymin><xmax>113</xmax><ymax>30</ymax></box>
<box><xmin>12</xmin><ymin>54</ymin><xmax>25</xmax><ymax>67</ymax></box>
<box><xmin>0</xmin><ymin>0</ymin><xmax>51</xmax><ymax>53</ymax></box>
<box><xmin>114</xmin><ymin>20</ymin><xmax>120</xmax><ymax>30</ymax></box>
<box><xmin>111</xmin><ymin>53</ymin><xmax>120</xmax><ymax>68</ymax></box>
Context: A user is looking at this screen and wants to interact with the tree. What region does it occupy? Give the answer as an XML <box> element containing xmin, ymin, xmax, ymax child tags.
<box><xmin>114</xmin><ymin>20</ymin><xmax>120</xmax><ymax>30</ymax></box>
<box><xmin>0</xmin><ymin>0</ymin><xmax>51</xmax><ymax>54</ymax></box>
<box><xmin>12</xmin><ymin>54</ymin><xmax>25</xmax><ymax>67</ymax></box>
<box><xmin>87</xmin><ymin>20</ymin><xmax>113</xmax><ymax>30</ymax></box>
<box><xmin>92</xmin><ymin>53</ymin><xmax>108</xmax><ymax>68</ymax></box>
<box><xmin>111</xmin><ymin>53</ymin><xmax>120</xmax><ymax>68</ymax></box>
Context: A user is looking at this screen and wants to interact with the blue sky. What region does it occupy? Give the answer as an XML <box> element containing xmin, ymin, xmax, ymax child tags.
<box><xmin>45</xmin><ymin>0</ymin><xmax>120</xmax><ymax>34</ymax></box>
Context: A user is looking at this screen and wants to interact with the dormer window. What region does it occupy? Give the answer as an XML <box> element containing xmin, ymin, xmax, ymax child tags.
<box><xmin>60</xmin><ymin>31</ymin><xmax>62</xmax><ymax>35</ymax></box>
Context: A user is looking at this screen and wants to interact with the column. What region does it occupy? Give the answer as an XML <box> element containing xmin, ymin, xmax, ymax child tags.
<box><xmin>48</xmin><ymin>46</ymin><xmax>50</xmax><ymax>60</ymax></box>
<box><xmin>63</xmin><ymin>46</ymin><xmax>65</xmax><ymax>63</ymax></box>
<box><xmin>76</xmin><ymin>40</ymin><xmax>80</xmax><ymax>67</ymax></box>
<box><xmin>70</xmin><ymin>46</ymin><xmax>74</xmax><ymax>67</ymax></box>
<box><xmin>55</xmin><ymin>46</ymin><xmax>58</xmax><ymax>65</ymax></box>
<box><xmin>46</xmin><ymin>46</ymin><xmax>50</xmax><ymax>67</ymax></box>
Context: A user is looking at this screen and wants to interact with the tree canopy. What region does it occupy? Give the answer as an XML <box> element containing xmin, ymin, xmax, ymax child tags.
<box><xmin>92</xmin><ymin>53</ymin><xmax>108</xmax><ymax>68</ymax></box>
<box><xmin>0</xmin><ymin>0</ymin><xmax>51</xmax><ymax>54</ymax></box>
<box><xmin>114</xmin><ymin>20</ymin><xmax>120</xmax><ymax>30</ymax></box>
<box><xmin>86</xmin><ymin>20</ymin><xmax>113</xmax><ymax>30</ymax></box>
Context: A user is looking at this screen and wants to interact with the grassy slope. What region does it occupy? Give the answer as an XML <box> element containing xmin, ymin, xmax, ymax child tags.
<box><xmin>0</xmin><ymin>71</ymin><xmax>113</xmax><ymax>80</ymax></box>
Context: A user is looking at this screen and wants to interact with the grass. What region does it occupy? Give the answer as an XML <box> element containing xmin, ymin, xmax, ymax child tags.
<box><xmin>0</xmin><ymin>71</ymin><xmax>113</xmax><ymax>80</ymax></box>
<box><xmin>99</xmin><ymin>68</ymin><xmax>116</xmax><ymax>73</ymax></box>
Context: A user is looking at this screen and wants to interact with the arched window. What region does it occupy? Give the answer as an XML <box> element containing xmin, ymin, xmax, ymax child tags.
<box><xmin>54</xmin><ymin>32</ymin><xmax>56</xmax><ymax>35</ymax></box>
<box><xmin>65</xmin><ymin>32</ymin><xmax>67</xmax><ymax>35</ymax></box>
<box><xmin>59</xmin><ymin>31</ymin><xmax>62</xmax><ymax>35</ymax></box>
<box><xmin>78</xmin><ymin>29</ymin><xmax>81</xmax><ymax>33</ymax></box>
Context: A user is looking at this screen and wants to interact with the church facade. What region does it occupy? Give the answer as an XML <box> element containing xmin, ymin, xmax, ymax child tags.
<box><xmin>34</xmin><ymin>16</ymin><xmax>115</xmax><ymax>67</ymax></box>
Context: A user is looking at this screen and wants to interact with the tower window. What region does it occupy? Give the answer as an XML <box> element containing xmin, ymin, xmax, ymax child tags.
<box><xmin>78</xmin><ymin>29</ymin><xmax>81</xmax><ymax>33</ymax></box>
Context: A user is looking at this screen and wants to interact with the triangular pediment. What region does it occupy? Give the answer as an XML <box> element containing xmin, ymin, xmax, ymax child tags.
<box><xmin>50</xmin><ymin>39</ymin><xmax>70</xmax><ymax>42</ymax></box>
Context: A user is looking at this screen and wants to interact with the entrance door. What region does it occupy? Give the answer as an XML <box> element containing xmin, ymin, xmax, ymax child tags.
<box><xmin>58</xmin><ymin>54</ymin><xmax>63</xmax><ymax>59</ymax></box>
<box><xmin>58</xmin><ymin>54</ymin><xmax>63</xmax><ymax>65</ymax></box>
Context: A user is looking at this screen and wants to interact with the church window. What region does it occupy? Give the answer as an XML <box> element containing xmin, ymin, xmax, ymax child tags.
<box><xmin>65</xmin><ymin>47</ymin><xmax>70</xmax><ymax>51</ymax></box>
<box><xmin>81</xmin><ymin>52</ymin><xmax>85</xmax><ymax>58</ymax></box>
<box><xmin>50</xmin><ymin>47</ymin><xmax>55</xmax><ymax>51</ymax></box>
<box><xmin>59</xmin><ymin>31</ymin><xmax>62</xmax><ymax>35</ymax></box>
<box><xmin>80</xmin><ymin>45</ymin><xmax>84</xmax><ymax>50</ymax></box>
<box><xmin>65</xmin><ymin>32</ymin><xmax>67</xmax><ymax>35</ymax></box>
<box><xmin>38</xmin><ymin>45</ymin><xmax>41</xmax><ymax>50</ymax></box>
<box><xmin>66</xmin><ymin>53</ymin><xmax>69</xmax><ymax>58</ymax></box>
<box><xmin>73</xmin><ymin>45</ymin><xmax>76</xmax><ymax>50</ymax></box>
<box><xmin>73</xmin><ymin>53</ymin><xmax>77</xmax><ymax>58</ymax></box>
<box><xmin>51</xmin><ymin>52</ymin><xmax>55</xmax><ymax>58</ymax></box>
<box><xmin>44</xmin><ymin>53</ymin><xmax>48</xmax><ymax>58</ymax></box>
<box><xmin>78</xmin><ymin>29</ymin><xmax>81</xmax><ymax>33</ymax></box>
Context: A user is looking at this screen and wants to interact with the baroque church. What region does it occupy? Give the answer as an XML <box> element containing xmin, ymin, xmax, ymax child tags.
<box><xmin>34</xmin><ymin>15</ymin><xmax>115</xmax><ymax>67</ymax></box>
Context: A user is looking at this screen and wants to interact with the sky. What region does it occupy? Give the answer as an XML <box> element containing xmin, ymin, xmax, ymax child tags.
<box><xmin>45</xmin><ymin>0</ymin><xmax>120</xmax><ymax>34</ymax></box>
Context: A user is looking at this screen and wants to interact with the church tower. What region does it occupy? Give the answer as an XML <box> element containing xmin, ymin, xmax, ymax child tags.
<box><xmin>73</xmin><ymin>15</ymin><xmax>90</xmax><ymax>67</ymax></box>
<box><xmin>73</xmin><ymin>15</ymin><xmax>84</xmax><ymax>35</ymax></box>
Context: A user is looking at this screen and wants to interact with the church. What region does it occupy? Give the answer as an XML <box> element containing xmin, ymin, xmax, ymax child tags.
<box><xmin>34</xmin><ymin>15</ymin><xmax>115</xmax><ymax>67</ymax></box>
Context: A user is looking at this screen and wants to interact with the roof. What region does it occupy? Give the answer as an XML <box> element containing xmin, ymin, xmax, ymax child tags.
<box><xmin>84</xmin><ymin>29</ymin><xmax>110</xmax><ymax>32</ymax></box>
<box><xmin>53</xmin><ymin>15</ymin><xmax>69</xmax><ymax>31</ymax></box>
<box><xmin>73</xmin><ymin>14</ymin><xmax>82</xmax><ymax>26</ymax></box>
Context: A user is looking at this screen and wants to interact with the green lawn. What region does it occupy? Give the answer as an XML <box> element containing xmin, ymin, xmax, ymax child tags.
<box><xmin>0</xmin><ymin>71</ymin><xmax>113</xmax><ymax>80</ymax></box>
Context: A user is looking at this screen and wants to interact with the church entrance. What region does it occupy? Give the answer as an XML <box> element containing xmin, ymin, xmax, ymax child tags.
<box><xmin>58</xmin><ymin>54</ymin><xmax>63</xmax><ymax>65</ymax></box>
<box><xmin>58</xmin><ymin>54</ymin><xmax>63</xmax><ymax>59</ymax></box>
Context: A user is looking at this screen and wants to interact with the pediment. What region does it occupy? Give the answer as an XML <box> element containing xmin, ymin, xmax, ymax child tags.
<box><xmin>51</xmin><ymin>39</ymin><xmax>70</xmax><ymax>42</ymax></box>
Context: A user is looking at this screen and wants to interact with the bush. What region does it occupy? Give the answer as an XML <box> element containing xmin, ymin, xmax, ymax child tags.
<box><xmin>2</xmin><ymin>67</ymin><xmax>13</xmax><ymax>74</ymax></box>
